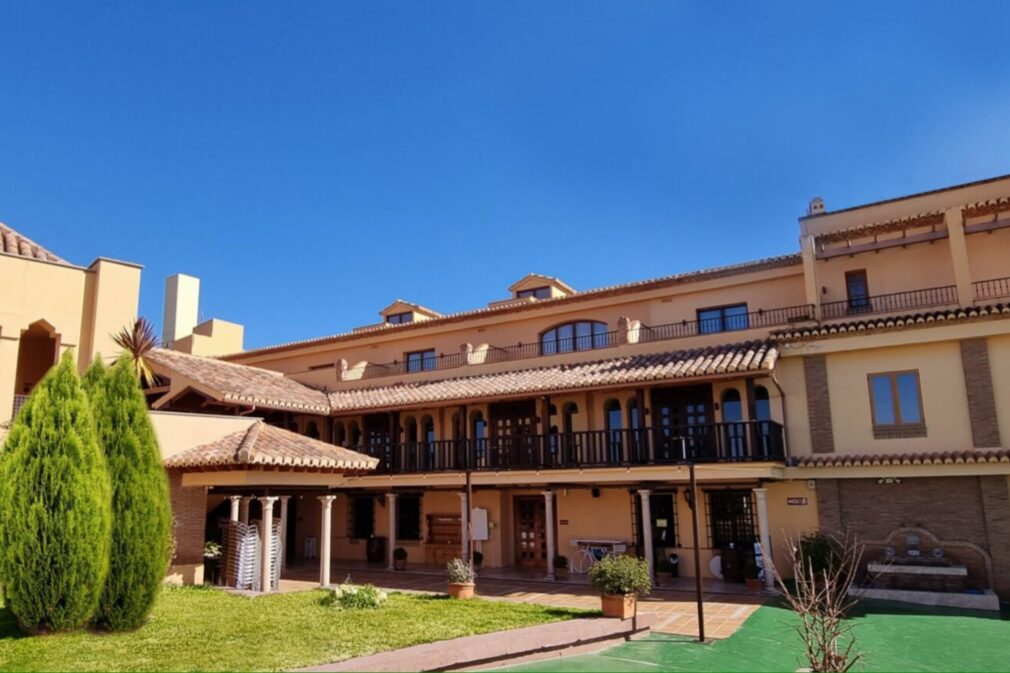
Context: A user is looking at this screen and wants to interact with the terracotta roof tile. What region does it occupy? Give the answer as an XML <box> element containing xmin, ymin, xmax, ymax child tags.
<box><xmin>164</xmin><ymin>420</ymin><xmax>378</xmax><ymax>472</ymax></box>
<box><xmin>147</xmin><ymin>348</ymin><xmax>330</xmax><ymax>413</ymax></box>
<box><xmin>327</xmin><ymin>340</ymin><xmax>778</xmax><ymax>412</ymax></box>
<box><xmin>774</xmin><ymin>303</ymin><xmax>1010</xmax><ymax>343</ymax></box>
<box><xmin>224</xmin><ymin>254</ymin><xmax>800</xmax><ymax>359</ymax></box>
<box><xmin>791</xmin><ymin>449</ymin><xmax>1010</xmax><ymax>468</ymax></box>
<box><xmin>0</xmin><ymin>222</ymin><xmax>68</xmax><ymax>265</ymax></box>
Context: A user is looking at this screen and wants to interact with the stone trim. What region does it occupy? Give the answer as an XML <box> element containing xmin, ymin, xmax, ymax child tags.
<box><xmin>960</xmin><ymin>338</ymin><xmax>1002</xmax><ymax>448</ymax></box>
<box><xmin>803</xmin><ymin>355</ymin><xmax>835</xmax><ymax>453</ymax></box>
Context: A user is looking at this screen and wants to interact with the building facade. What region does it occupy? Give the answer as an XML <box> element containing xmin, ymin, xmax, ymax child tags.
<box><xmin>145</xmin><ymin>174</ymin><xmax>1010</xmax><ymax>604</ymax></box>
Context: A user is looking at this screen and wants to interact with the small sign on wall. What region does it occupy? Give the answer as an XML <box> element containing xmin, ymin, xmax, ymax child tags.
<box><xmin>559</xmin><ymin>519</ymin><xmax>569</xmax><ymax>525</ymax></box>
<box><xmin>787</xmin><ymin>497</ymin><xmax>808</xmax><ymax>506</ymax></box>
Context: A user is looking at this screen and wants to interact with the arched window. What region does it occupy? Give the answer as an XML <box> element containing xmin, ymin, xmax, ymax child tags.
<box><xmin>605</xmin><ymin>399</ymin><xmax>623</xmax><ymax>463</ymax></box>
<box><xmin>540</xmin><ymin>321</ymin><xmax>609</xmax><ymax>355</ymax></box>
<box><xmin>404</xmin><ymin>416</ymin><xmax>418</xmax><ymax>444</ymax></box>
<box><xmin>754</xmin><ymin>386</ymin><xmax>771</xmax><ymax>421</ymax></box>
<box><xmin>333</xmin><ymin>421</ymin><xmax>346</xmax><ymax>446</ymax></box>
<box><xmin>626</xmin><ymin>399</ymin><xmax>641</xmax><ymax>430</ymax></box>
<box><xmin>562</xmin><ymin>402</ymin><xmax>579</xmax><ymax>434</ymax></box>
<box><xmin>421</xmin><ymin>415</ymin><xmax>435</xmax><ymax>443</ymax></box>
<box><xmin>305</xmin><ymin>420</ymin><xmax>320</xmax><ymax>440</ymax></box>
<box><xmin>348</xmin><ymin>421</ymin><xmax>361</xmax><ymax>447</ymax></box>
<box><xmin>721</xmin><ymin>389</ymin><xmax>745</xmax><ymax>459</ymax></box>
<box><xmin>471</xmin><ymin>411</ymin><xmax>487</xmax><ymax>464</ymax></box>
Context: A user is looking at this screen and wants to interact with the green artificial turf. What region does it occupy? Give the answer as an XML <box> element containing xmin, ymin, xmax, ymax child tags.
<box><xmin>0</xmin><ymin>586</ymin><xmax>587</xmax><ymax>672</ymax></box>
<box><xmin>499</xmin><ymin>600</ymin><xmax>1010</xmax><ymax>673</ymax></box>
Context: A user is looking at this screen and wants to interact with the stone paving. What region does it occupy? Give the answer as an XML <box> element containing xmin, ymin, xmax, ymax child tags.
<box><xmin>281</xmin><ymin>564</ymin><xmax>766</xmax><ymax>639</ymax></box>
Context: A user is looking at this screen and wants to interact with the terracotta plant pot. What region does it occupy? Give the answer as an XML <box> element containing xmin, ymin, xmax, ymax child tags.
<box><xmin>600</xmin><ymin>593</ymin><xmax>637</xmax><ymax>619</ymax></box>
<box><xmin>394</xmin><ymin>559</ymin><xmax>407</xmax><ymax>571</ymax></box>
<box><xmin>448</xmin><ymin>582</ymin><xmax>476</xmax><ymax>599</ymax></box>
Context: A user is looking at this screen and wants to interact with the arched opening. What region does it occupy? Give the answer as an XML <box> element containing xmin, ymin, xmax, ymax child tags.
<box><xmin>471</xmin><ymin>411</ymin><xmax>487</xmax><ymax>465</ymax></box>
<box><xmin>421</xmin><ymin>414</ymin><xmax>435</xmax><ymax>468</ymax></box>
<box><xmin>333</xmin><ymin>420</ymin><xmax>346</xmax><ymax>446</ymax></box>
<box><xmin>604</xmin><ymin>399</ymin><xmax>623</xmax><ymax>463</ymax></box>
<box><xmin>304</xmin><ymin>420</ymin><xmax>320</xmax><ymax>440</ymax></box>
<box><xmin>14</xmin><ymin>320</ymin><xmax>60</xmax><ymax>413</ymax></box>
<box><xmin>721</xmin><ymin>388</ymin><xmax>745</xmax><ymax>458</ymax></box>
<box><xmin>754</xmin><ymin>385</ymin><xmax>773</xmax><ymax>457</ymax></box>
<box><xmin>403</xmin><ymin>416</ymin><xmax>418</xmax><ymax>470</ymax></box>
<box><xmin>348</xmin><ymin>421</ymin><xmax>361</xmax><ymax>447</ymax></box>
<box><xmin>560</xmin><ymin>402</ymin><xmax>579</xmax><ymax>463</ymax></box>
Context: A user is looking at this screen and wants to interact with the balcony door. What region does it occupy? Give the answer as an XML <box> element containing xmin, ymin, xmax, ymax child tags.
<box><xmin>651</xmin><ymin>385</ymin><xmax>713</xmax><ymax>461</ymax></box>
<box><xmin>490</xmin><ymin>401</ymin><xmax>537</xmax><ymax>468</ymax></box>
<box><xmin>514</xmin><ymin>496</ymin><xmax>548</xmax><ymax>568</ymax></box>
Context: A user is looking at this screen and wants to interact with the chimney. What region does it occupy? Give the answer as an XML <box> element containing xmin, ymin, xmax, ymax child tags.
<box><xmin>807</xmin><ymin>197</ymin><xmax>826</xmax><ymax>216</ymax></box>
<box><xmin>162</xmin><ymin>274</ymin><xmax>200</xmax><ymax>348</ymax></box>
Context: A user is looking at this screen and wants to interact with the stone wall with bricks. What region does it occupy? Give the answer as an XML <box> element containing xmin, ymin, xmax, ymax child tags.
<box><xmin>960</xmin><ymin>338</ymin><xmax>1002</xmax><ymax>448</ymax></box>
<box><xmin>816</xmin><ymin>475</ymin><xmax>1010</xmax><ymax>598</ymax></box>
<box><xmin>803</xmin><ymin>355</ymin><xmax>835</xmax><ymax>453</ymax></box>
<box><xmin>168</xmin><ymin>470</ymin><xmax>207</xmax><ymax>567</ymax></box>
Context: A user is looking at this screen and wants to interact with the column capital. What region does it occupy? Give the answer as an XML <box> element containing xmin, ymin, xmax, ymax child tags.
<box><xmin>227</xmin><ymin>495</ymin><xmax>243</xmax><ymax>502</ymax></box>
<box><xmin>540</xmin><ymin>490</ymin><xmax>554</xmax><ymax>498</ymax></box>
<box><xmin>637</xmin><ymin>488</ymin><xmax>652</xmax><ymax>497</ymax></box>
<box><xmin>386</xmin><ymin>492</ymin><xmax>398</xmax><ymax>502</ymax></box>
<box><xmin>318</xmin><ymin>494</ymin><xmax>337</xmax><ymax>505</ymax></box>
<box><xmin>258</xmin><ymin>495</ymin><xmax>279</xmax><ymax>505</ymax></box>
<box><xmin>240</xmin><ymin>495</ymin><xmax>254</xmax><ymax>502</ymax></box>
<box><xmin>752</xmin><ymin>487</ymin><xmax>769</xmax><ymax>497</ymax></box>
<box><xmin>457</xmin><ymin>491</ymin><xmax>468</xmax><ymax>501</ymax></box>
<box><xmin>279</xmin><ymin>495</ymin><xmax>292</xmax><ymax>503</ymax></box>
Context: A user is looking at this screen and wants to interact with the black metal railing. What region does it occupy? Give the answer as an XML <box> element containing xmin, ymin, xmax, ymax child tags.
<box><xmin>638</xmin><ymin>305</ymin><xmax>814</xmax><ymax>344</ymax></box>
<box><xmin>360</xmin><ymin>351</ymin><xmax>467</xmax><ymax>379</ymax></box>
<box><xmin>351</xmin><ymin>422</ymin><xmax>785</xmax><ymax>474</ymax></box>
<box><xmin>973</xmin><ymin>276</ymin><xmax>1010</xmax><ymax>301</ymax></box>
<box><xmin>819</xmin><ymin>285</ymin><xmax>958</xmax><ymax>320</ymax></box>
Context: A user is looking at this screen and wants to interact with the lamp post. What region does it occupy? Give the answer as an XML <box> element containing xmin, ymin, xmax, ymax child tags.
<box><xmin>681</xmin><ymin>436</ymin><xmax>706</xmax><ymax>643</ymax></box>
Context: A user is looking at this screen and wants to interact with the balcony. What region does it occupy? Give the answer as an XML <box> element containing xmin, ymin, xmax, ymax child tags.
<box><xmin>637</xmin><ymin>305</ymin><xmax>814</xmax><ymax>343</ymax></box>
<box><xmin>819</xmin><ymin>285</ymin><xmax>958</xmax><ymax>321</ymax></box>
<box><xmin>353</xmin><ymin>421</ymin><xmax>785</xmax><ymax>474</ymax></box>
<box><xmin>973</xmin><ymin>276</ymin><xmax>1010</xmax><ymax>302</ymax></box>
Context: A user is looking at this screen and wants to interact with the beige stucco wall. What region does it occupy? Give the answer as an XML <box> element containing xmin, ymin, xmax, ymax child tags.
<box><xmin>150</xmin><ymin>411</ymin><xmax>258</xmax><ymax>460</ymax></box>
<box><xmin>965</xmin><ymin>227</ymin><xmax>1010</xmax><ymax>286</ymax></box>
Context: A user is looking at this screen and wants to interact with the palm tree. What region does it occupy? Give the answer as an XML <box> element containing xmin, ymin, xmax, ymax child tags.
<box><xmin>112</xmin><ymin>317</ymin><xmax>159</xmax><ymax>386</ymax></box>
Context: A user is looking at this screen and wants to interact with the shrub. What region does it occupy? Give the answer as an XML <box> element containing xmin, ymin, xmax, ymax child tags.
<box><xmin>90</xmin><ymin>357</ymin><xmax>172</xmax><ymax>631</ymax></box>
<box><xmin>798</xmin><ymin>532</ymin><xmax>842</xmax><ymax>577</ymax></box>
<box><xmin>588</xmin><ymin>554</ymin><xmax>652</xmax><ymax>597</ymax></box>
<box><xmin>82</xmin><ymin>357</ymin><xmax>107</xmax><ymax>397</ymax></box>
<box><xmin>0</xmin><ymin>351</ymin><xmax>112</xmax><ymax>632</ymax></box>
<box><xmin>204</xmin><ymin>541</ymin><xmax>222</xmax><ymax>559</ymax></box>
<box><xmin>554</xmin><ymin>555</ymin><xmax>568</xmax><ymax>569</ymax></box>
<box><xmin>321</xmin><ymin>583</ymin><xmax>388</xmax><ymax>610</ymax></box>
<box><xmin>447</xmin><ymin>558</ymin><xmax>476</xmax><ymax>584</ymax></box>
<box><xmin>393</xmin><ymin>547</ymin><xmax>408</xmax><ymax>561</ymax></box>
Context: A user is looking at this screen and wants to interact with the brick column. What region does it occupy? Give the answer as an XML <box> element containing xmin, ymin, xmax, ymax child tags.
<box><xmin>387</xmin><ymin>493</ymin><xmax>398</xmax><ymax>570</ymax></box>
<box><xmin>638</xmin><ymin>489</ymin><xmax>654</xmax><ymax>580</ymax></box>
<box><xmin>960</xmin><ymin>339</ymin><xmax>1002</xmax><ymax>448</ymax></box>
<box><xmin>167</xmin><ymin>471</ymin><xmax>208</xmax><ymax>582</ymax></box>
<box><xmin>319</xmin><ymin>495</ymin><xmax>336</xmax><ymax>587</ymax></box>
<box><xmin>754</xmin><ymin>487</ymin><xmax>774</xmax><ymax>590</ymax></box>
<box><xmin>259</xmin><ymin>496</ymin><xmax>278</xmax><ymax>593</ymax></box>
<box><xmin>803</xmin><ymin>355</ymin><xmax>835</xmax><ymax>453</ymax></box>
<box><xmin>543</xmin><ymin>491</ymin><xmax>556</xmax><ymax>580</ymax></box>
<box><xmin>980</xmin><ymin>477</ymin><xmax>1010</xmax><ymax>597</ymax></box>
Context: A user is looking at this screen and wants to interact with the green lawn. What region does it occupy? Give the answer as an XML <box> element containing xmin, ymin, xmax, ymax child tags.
<box><xmin>500</xmin><ymin>600</ymin><xmax>1010</xmax><ymax>673</ymax></box>
<box><xmin>0</xmin><ymin>586</ymin><xmax>588</xmax><ymax>672</ymax></box>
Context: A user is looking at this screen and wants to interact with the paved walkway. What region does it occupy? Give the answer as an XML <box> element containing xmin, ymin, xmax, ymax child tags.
<box><xmin>281</xmin><ymin>564</ymin><xmax>766</xmax><ymax>639</ymax></box>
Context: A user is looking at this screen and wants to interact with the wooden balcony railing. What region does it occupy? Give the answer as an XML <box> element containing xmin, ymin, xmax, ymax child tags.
<box><xmin>819</xmin><ymin>285</ymin><xmax>958</xmax><ymax>320</ymax></box>
<box><xmin>351</xmin><ymin>422</ymin><xmax>785</xmax><ymax>474</ymax></box>
<box><xmin>973</xmin><ymin>276</ymin><xmax>1010</xmax><ymax>302</ymax></box>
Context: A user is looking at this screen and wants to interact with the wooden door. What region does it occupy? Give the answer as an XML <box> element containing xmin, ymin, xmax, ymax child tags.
<box><xmin>651</xmin><ymin>385</ymin><xmax>713</xmax><ymax>461</ymax></box>
<box><xmin>514</xmin><ymin>497</ymin><xmax>547</xmax><ymax>567</ymax></box>
<box><xmin>490</xmin><ymin>401</ymin><xmax>537</xmax><ymax>468</ymax></box>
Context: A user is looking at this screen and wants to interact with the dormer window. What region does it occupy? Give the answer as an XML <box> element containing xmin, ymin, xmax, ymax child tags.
<box><xmin>517</xmin><ymin>287</ymin><xmax>552</xmax><ymax>299</ymax></box>
<box><xmin>541</xmin><ymin>321</ymin><xmax>610</xmax><ymax>354</ymax></box>
<box><xmin>386</xmin><ymin>312</ymin><xmax>414</xmax><ymax>325</ymax></box>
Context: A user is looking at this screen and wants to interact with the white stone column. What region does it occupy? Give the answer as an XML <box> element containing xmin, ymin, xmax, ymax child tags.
<box><xmin>638</xmin><ymin>489</ymin><xmax>654</xmax><ymax>580</ymax></box>
<box><xmin>458</xmin><ymin>492</ymin><xmax>470</xmax><ymax>561</ymax></box>
<box><xmin>542</xmin><ymin>491</ymin><xmax>556</xmax><ymax>580</ymax></box>
<box><xmin>386</xmin><ymin>493</ymin><xmax>398</xmax><ymax>570</ymax></box>
<box><xmin>259</xmin><ymin>496</ymin><xmax>279</xmax><ymax>593</ymax></box>
<box><xmin>279</xmin><ymin>495</ymin><xmax>291</xmax><ymax>570</ymax></box>
<box><xmin>319</xmin><ymin>495</ymin><xmax>336</xmax><ymax>587</ymax></box>
<box><xmin>754</xmin><ymin>487</ymin><xmax>774</xmax><ymax>590</ymax></box>
<box><xmin>228</xmin><ymin>495</ymin><xmax>241</xmax><ymax>522</ymax></box>
<box><xmin>239</xmin><ymin>496</ymin><xmax>252</xmax><ymax>524</ymax></box>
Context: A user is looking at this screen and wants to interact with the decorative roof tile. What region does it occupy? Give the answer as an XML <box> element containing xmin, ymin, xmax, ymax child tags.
<box><xmin>164</xmin><ymin>420</ymin><xmax>377</xmax><ymax>472</ymax></box>
<box><xmin>791</xmin><ymin>450</ymin><xmax>1010</xmax><ymax>468</ymax></box>
<box><xmin>0</xmin><ymin>222</ymin><xmax>68</xmax><ymax>265</ymax></box>
<box><xmin>327</xmin><ymin>340</ymin><xmax>778</xmax><ymax>412</ymax></box>
<box><xmin>774</xmin><ymin>304</ymin><xmax>1010</xmax><ymax>343</ymax></box>
<box><xmin>147</xmin><ymin>348</ymin><xmax>331</xmax><ymax>413</ymax></box>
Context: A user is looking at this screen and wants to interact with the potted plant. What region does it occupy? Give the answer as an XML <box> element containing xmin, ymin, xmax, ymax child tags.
<box><xmin>472</xmin><ymin>550</ymin><xmax>484</xmax><ymax>570</ymax></box>
<box><xmin>744</xmin><ymin>558</ymin><xmax>763</xmax><ymax>592</ymax></box>
<box><xmin>393</xmin><ymin>546</ymin><xmax>408</xmax><ymax>571</ymax></box>
<box><xmin>203</xmin><ymin>540</ymin><xmax>222</xmax><ymax>585</ymax></box>
<box><xmin>554</xmin><ymin>555</ymin><xmax>569</xmax><ymax>581</ymax></box>
<box><xmin>588</xmin><ymin>554</ymin><xmax>651</xmax><ymax>619</ymax></box>
<box><xmin>446</xmin><ymin>558</ymin><xmax>476</xmax><ymax>599</ymax></box>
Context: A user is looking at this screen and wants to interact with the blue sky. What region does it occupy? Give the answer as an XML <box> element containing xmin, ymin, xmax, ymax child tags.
<box><xmin>2</xmin><ymin>2</ymin><xmax>1009</xmax><ymax>349</ymax></box>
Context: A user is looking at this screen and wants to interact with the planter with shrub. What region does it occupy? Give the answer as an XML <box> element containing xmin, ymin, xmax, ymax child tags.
<box><xmin>588</xmin><ymin>554</ymin><xmax>652</xmax><ymax>619</ymax></box>
<box><xmin>446</xmin><ymin>558</ymin><xmax>476</xmax><ymax>599</ymax></box>
<box><xmin>393</xmin><ymin>546</ymin><xmax>408</xmax><ymax>571</ymax></box>
<box><xmin>554</xmin><ymin>555</ymin><xmax>569</xmax><ymax>581</ymax></box>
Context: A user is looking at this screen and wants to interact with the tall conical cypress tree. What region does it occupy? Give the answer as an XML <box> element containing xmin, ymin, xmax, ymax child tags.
<box><xmin>91</xmin><ymin>356</ymin><xmax>172</xmax><ymax>631</ymax></box>
<box><xmin>82</xmin><ymin>356</ymin><xmax>107</xmax><ymax>398</ymax></box>
<box><xmin>0</xmin><ymin>351</ymin><xmax>112</xmax><ymax>633</ymax></box>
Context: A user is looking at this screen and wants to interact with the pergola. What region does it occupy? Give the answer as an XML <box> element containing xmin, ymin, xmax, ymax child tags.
<box><xmin>164</xmin><ymin>419</ymin><xmax>378</xmax><ymax>592</ymax></box>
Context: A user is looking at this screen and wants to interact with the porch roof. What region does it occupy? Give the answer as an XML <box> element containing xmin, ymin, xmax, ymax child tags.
<box><xmin>326</xmin><ymin>340</ymin><xmax>778</xmax><ymax>411</ymax></box>
<box><xmin>164</xmin><ymin>420</ymin><xmax>378</xmax><ymax>472</ymax></box>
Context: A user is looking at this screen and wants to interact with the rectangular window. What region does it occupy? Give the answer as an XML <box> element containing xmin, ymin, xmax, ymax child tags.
<box><xmin>387</xmin><ymin>312</ymin><xmax>414</xmax><ymax>325</ymax></box>
<box><xmin>396</xmin><ymin>495</ymin><xmax>422</xmax><ymax>541</ymax></box>
<box><xmin>697</xmin><ymin>304</ymin><xmax>750</xmax><ymax>334</ymax></box>
<box><xmin>517</xmin><ymin>287</ymin><xmax>552</xmax><ymax>299</ymax></box>
<box><xmin>406</xmin><ymin>349</ymin><xmax>437</xmax><ymax>372</ymax></box>
<box><xmin>349</xmin><ymin>496</ymin><xmax>374</xmax><ymax>539</ymax></box>
<box><xmin>845</xmin><ymin>270</ymin><xmax>870</xmax><ymax>312</ymax></box>
<box><xmin>868</xmin><ymin>371</ymin><xmax>924</xmax><ymax>429</ymax></box>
